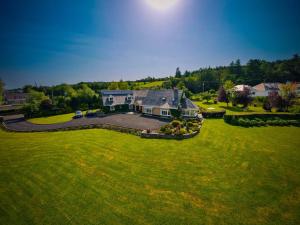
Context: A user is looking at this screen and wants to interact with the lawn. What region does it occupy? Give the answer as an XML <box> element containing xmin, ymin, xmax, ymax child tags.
<box><xmin>27</xmin><ymin>112</ymin><xmax>74</xmax><ymax>124</ymax></box>
<box><xmin>134</xmin><ymin>81</ymin><xmax>164</xmax><ymax>89</ymax></box>
<box><xmin>1</xmin><ymin>120</ymin><xmax>300</xmax><ymax>225</ymax></box>
<box><xmin>195</xmin><ymin>101</ymin><xmax>273</xmax><ymax>115</ymax></box>
<box><xmin>27</xmin><ymin>110</ymin><xmax>99</xmax><ymax>124</ymax></box>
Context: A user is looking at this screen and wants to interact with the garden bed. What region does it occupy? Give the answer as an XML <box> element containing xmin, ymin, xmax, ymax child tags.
<box><xmin>141</xmin><ymin>119</ymin><xmax>203</xmax><ymax>139</ymax></box>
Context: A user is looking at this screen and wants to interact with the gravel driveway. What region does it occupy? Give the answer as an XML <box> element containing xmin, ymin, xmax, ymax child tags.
<box><xmin>3</xmin><ymin>113</ymin><xmax>168</xmax><ymax>132</ymax></box>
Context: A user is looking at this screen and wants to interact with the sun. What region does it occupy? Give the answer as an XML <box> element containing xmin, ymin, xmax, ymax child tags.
<box><xmin>145</xmin><ymin>0</ymin><xmax>179</xmax><ymax>11</ymax></box>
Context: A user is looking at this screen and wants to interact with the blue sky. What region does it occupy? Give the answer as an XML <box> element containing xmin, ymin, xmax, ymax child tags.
<box><xmin>1</xmin><ymin>0</ymin><xmax>300</xmax><ymax>88</ymax></box>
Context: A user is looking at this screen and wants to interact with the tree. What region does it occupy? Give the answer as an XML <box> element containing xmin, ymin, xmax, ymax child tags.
<box><xmin>0</xmin><ymin>79</ymin><xmax>4</xmax><ymax>104</ymax></box>
<box><xmin>262</xmin><ymin>97</ymin><xmax>271</xmax><ymax>112</ymax></box>
<box><xmin>175</xmin><ymin>67</ymin><xmax>182</xmax><ymax>78</ymax></box>
<box><xmin>23</xmin><ymin>90</ymin><xmax>49</xmax><ymax>117</ymax></box>
<box><xmin>280</xmin><ymin>83</ymin><xmax>296</xmax><ymax>111</ymax></box>
<box><xmin>202</xmin><ymin>92</ymin><xmax>212</xmax><ymax>103</ymax></box>
<box><xmin>176</xmin><ymin>81</ymin><xmax>186</xmax><ymax>89</ymax></box>
<box><xmin>108</xmin><ymin>82</ymin><xmax>119</xmax><ymax>90</ymax></box>
<box><xmin>268</xmin><ymin>91</ymin><xmax>283</xmax><ymax>111</ymax></box>
<box><xmin>40</xmin><ymin>99</ymin><xmax>53</xmax><ymax>111</ymax></box>
<box><xmin>217</xmin><ymin>86</ymin><xmax>229</xmax><ymax>106</ymax></box>
<box><xmin>224</xmin><ymin>80</ymin><xmax>234</xmax><ymax>91</ymax></box>
<box><xmin>118</xmin><ymin>80</ymin><xmax>129</xmax><ymax>90</ymax></box>
<box><xmin>233</xmin><ymin>88</ymin><xmax>252</xmax><ymax>108</ymax></box>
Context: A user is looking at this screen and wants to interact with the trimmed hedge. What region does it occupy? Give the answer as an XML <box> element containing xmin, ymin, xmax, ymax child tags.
<box><xmin>201</xmin><ymin>110</ymin><xmax>226</xmax><ymax>118</ymax></box>
<box><xmin>224</xmin><ymin>113</ymin><xmax>300</xmax><ymax>127</ymax></box>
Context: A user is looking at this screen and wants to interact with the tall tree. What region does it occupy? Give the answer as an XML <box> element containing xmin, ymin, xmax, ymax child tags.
<box><xmin>175</xmin><ymin>67</ymin><xmax>182</xmax><ymax>78</ymax></box>
<box><xmin>0</xmin><ymin>79</ymin><xmax>4</xmax><ymax>104</ymax></box>
<box><xmin>217</xmin><ymin>86</ymin><xmax>229</xmax><ymax>106</ymax></box>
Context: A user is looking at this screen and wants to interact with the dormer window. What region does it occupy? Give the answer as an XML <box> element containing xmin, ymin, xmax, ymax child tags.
<box><xmin>127</xmin><ymin>95</ymin><xmax>133</xmax><ymax>101</ymax></box>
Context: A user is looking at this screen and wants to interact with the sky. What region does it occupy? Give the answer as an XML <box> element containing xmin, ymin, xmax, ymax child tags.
<box><xmin>1</xmin><ymin>0</ymin><xmax>300</xmax><ymax>89</ymax></box>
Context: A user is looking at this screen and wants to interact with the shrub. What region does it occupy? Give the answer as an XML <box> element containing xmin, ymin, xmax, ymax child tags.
<box><xmin>171</xmin><ymin>120</ymin><xmax>182</xmax><ymax>128</ymax></box>
<box><xmin>187</xmin><ymin>121</ymin><xmax>194</xmax><ymax>127</ymax></box>
<box><xmin>191</xmin><ymin>126</ymin><xmax>200</xmax><ymax>132</ymax></box>
<box><xmin>179</xmin><ymin>128</ymin><xmax>187</xmax><ymax>135</ymax></box>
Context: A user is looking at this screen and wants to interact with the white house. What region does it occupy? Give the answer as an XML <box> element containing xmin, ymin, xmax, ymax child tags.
<box><xmin>233</xmin><ymin>85</ymin><xmax>255</xmax><ymax>95</ymax></box>
<box><xmin>252</xmin><ymin>83</ymin><xmax>282</xmax><ymax>97</ymax></box>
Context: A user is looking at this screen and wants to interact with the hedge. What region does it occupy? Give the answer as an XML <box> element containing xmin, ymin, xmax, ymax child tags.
<box><xmin>224</xmin><ymin>113</ymin><xmax>300</xmax><ymax>127</ymax></box>
<box><xmin>201</xmin><ymin>110</ymin><xmax>226</xmax><ymax>118</ymax></box>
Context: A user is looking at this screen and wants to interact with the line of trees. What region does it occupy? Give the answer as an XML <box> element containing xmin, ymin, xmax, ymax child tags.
<box><xmin>23</xmin><ymin>84</ymin><xmax>103</xmax><ymax>118</ymax></box>
<box><xmin>163</xmin><ymin>54</ymin><xmax>300</xmax><ymax>94</ymax></box>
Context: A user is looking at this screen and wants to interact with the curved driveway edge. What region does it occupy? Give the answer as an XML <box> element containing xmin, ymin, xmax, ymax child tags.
<box><xmin>2</xmin><ymin>114</ymin><xmax>168</xmax><ymax>133</ymax></box>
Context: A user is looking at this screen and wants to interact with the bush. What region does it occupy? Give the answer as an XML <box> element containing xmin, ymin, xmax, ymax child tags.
<box><xmin>191</xmin><ymin>126</ymin><xmax>200</xmax><ymax>132</ymax></box>
<box><xmin>201</xmin><ymin>110</ymin><xmax>226</xmax><ymax>118</ymax></box>
<box><xmin>226</xmin><ymin>114</ymin><xmax>300</xmax><ymax>127</ymax></box>
<box><xmin>179</xmin><ymin>128</ymin><xmax>187</xmax><ymax>135</ymax></box>
<box><xmin>171</xmin><ymin>120</ymin><xmax>182</xmax><ymax>128</ymax></box>
<box><xmin>165</xmin><ymin>128</ymin><xmax>172</xmax><ymax>135</ymax></box>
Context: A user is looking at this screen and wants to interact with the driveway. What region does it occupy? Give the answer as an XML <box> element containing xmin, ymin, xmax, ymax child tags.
<box><xmin>2</xmin><ymin>113</ymin><xmax>168</xmax><ymax>132</ymax></box>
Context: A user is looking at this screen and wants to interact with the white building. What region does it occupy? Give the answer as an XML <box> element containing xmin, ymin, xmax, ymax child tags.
<box><xmin>252</xmin><ymin>83</ymin><xmax>282</xmax><ymax>97</ymax></box>
<box><xmin>233</xmin><ymin>85</ymin><xmax>255</xmax><ymax>95</ymax></box>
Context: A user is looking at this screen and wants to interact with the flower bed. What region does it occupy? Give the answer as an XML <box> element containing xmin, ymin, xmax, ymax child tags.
<box><xmin>141</xmin><ymin>119</ymin><xmax>202</xmax><ymax>139</ymax></box>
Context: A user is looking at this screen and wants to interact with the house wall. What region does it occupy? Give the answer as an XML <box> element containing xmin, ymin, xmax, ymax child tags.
<box><xmin>152</xmin><ymin>107</ymin><xmax>161</xmax><ymax>116</ymax></box>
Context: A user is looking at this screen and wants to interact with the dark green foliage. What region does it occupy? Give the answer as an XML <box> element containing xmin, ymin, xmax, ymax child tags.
<box><xmin>171</xmin><ymin>120</ymin><xmax>182</xmax><ymax>128</ymax></box>
<box><xmin>170</xmin><ymin>109</ymin><xmax>181</xmax><ymax>118</ymax></box>
<box><xmin>263</xmin><ymin>98</ymin><xmax>272</xmax><ymax>112</ymax></box>
<box><xmin>224</xmin><ymin>114</ymin><xmax>300</xmax><ymax>127</ymax></box>
<box><xmin>201</xmin><ymin>110</ymin><xmax>226</xmax><ymax>118</ymax></box>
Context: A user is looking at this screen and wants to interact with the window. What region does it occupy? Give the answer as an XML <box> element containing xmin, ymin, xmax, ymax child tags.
<box><xmin>161</xmin><ymin>110</ymin><xmax>170</xmax><ymax>116</ymax></box>
<box><xmin>144</xmin><ymin>107</ymin><xmax>152</xmax><ymax>114</ymax></box>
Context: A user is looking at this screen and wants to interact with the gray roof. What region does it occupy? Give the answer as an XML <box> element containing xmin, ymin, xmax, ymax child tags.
<box><xmin>181</xmin><ymin>98</ymin><xmax>199</xmax><ymax>109</ymax></box>
<box><xmin>101</xmin><ymin>89</ymin><xmax>185</xmax><ymax>108</ymax></box>
<box><xmin>101</xmin><ymin>90</ymin><xmax>133</xmax><ymax>96</ymax></box>
<box><xmin>136</xmin><ymin>89</ymin><xmax>182</xmax><ymax>108</ymax></box>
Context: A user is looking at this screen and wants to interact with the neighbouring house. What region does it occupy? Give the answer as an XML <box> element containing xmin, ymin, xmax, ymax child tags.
<box><xmin>233</xmin><ymin>85</ymin><xmax>255</xmax><ymax>95</ymax></box>
<box><xmin>295</xmin><ymin>82</ymin><xmax>300</xmax><ymax>96</ymax></box>
<box><xmin>100</xmin><ymin>89</ymin><xmax>199</xmax><ymax>118</ymax></box>
<box><xmin>252</xmin><ymin>83</ymin><xmax>282</xmax><ymax>97</ymax></box>
<box><xmin>4</xmin><ymin>90</ymin><xmax>29</xmax><ymax>105</ymax></box>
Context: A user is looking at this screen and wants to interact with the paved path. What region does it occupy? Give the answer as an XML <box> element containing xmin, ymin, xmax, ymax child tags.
<box><xmin>2</xmin><ymin>113</ymin><xmax>168</xmax><ymax>132</ymax></box>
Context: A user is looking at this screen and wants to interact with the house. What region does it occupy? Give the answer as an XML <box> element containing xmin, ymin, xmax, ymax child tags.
<box><xmin>100</xmin><ymin>89</ymin><xmax>199</xmax><ymax>118</ymax></box>
<box><xmin>295</xmin><ymin>82</ymin><xmax>300</xmax><ymax>96</ymax></box>
<box><xmin>252</xmin><ymin>83</ymin><xmax>282</xmax><ymax>97</ymax></box>
<box><xmin>4</xmin><ymin>90</ymin><xmax>29</xmax><ymax>105</ymax></box>
<box><xmin>233</xmin><ymin>85</ymin><xmax>255</xmax><ymax>95</ymax></box>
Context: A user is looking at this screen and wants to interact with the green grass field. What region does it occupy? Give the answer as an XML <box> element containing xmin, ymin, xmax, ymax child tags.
<box><xmin>27</xmin><ymin>112</ymin><xmax>75</xmax><ymax>124</ymax></box>
<box><xmin>195</xmin><ymin>101</ymin><xmax>275</xmax><ymax>115</ymax></box>
<box><xmin>1</xmin><ymin>120</ymin><xmax>300</xmax><ymax>225</ymax></box>
<box><xmin>134</xmin><ymin>81</ymin><xmax>164</xmax><ymax>89</ymax></box>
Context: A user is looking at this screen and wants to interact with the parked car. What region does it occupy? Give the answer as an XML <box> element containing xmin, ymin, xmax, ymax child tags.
<box><xmin>73</xmin><ymin>110</ymin><xmax>83</xmax><ymax>119</ymax></box>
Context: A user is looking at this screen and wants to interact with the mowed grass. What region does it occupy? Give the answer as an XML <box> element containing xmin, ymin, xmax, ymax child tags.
<box><xmin>134</xmin><ymin>81</ymin><xmax>164</xmax><ymax>89</ymax></box>
<box><xmin>27</xmin><ymin>112</ymin><xmax>74</xmax><ymax>124</ymax></box>
<box><xmin>195</xmin><ymin>101</ymin><xmax>273</xmax><ymax>115</ymax></box>
<box><xmin>1</xmin><ymin>120</ymin><xmax>300</xmax><ymax>225</ymax></box>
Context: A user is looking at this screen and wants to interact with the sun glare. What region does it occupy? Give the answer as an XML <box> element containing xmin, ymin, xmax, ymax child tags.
<box><xmin>145</xmin><ymin>0</ymin><xmax>179</xmax><ymax>11</ymax></box>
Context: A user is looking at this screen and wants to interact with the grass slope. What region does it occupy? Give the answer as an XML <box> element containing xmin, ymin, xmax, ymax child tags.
<box><xmin>1</xmin><ymin>120</ymin><xmax>300</xmax><ymax>225</ymax></box>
